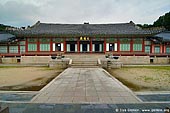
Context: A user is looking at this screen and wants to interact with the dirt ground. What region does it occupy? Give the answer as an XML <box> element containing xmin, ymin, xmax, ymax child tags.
<box><xmin>0</xmin><ymin>67</ymin><xmax>64</xmax><ymax>91</ymax></box>
<box><xmin>107</xmin><ymin>66</ymin><xmax>170</xmax><ymax>91</ymax></box>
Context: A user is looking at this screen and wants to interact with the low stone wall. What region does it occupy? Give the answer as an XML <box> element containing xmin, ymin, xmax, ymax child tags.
<box><xmin>119</xmin><ymin>56</ymin><xmax>150</xmax><ymax>64</ymax></box>
<box><xmin>49</xmin><ymin>58</ymin><xmax>70</xmax><ymax>68</ymax></box>
<box><xmin>21</xmin><ymin>56</ymin><xmax>51</xmax><ymax>64</ymax></box>
<box><xmin>100</xmin><ymin>56</ymin><xmax>150</xmax><ymax>68</ymax></box>
<box><xmin>152</xmin><ymin>57</ymin><xmax>170</xmax><ymax>64</ymax></box>
<box><xmin>1</xmin><ymin>55</ymin><xmax>169</xmax><ymax>65</ymax></box>
<box><xmin>1</xmin><ymin>57</ymin><xmax>20</xmax><ymax>64</ymax></box>
<box><xmin>100</xmin><ymin>59</ymin><xmax>123</xmax><ymax>69</ymax></box>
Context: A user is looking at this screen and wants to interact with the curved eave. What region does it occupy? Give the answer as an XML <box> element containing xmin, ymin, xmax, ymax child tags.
<box><xmin>163</xmin><ymin>40</ymin><xmax>170</xmax><ymax>42</ymax></box>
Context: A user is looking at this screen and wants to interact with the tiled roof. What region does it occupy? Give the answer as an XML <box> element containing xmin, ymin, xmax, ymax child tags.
<box><xmin>155</xmin><ymin>31</ymin><xmax>170</xmax><ymax>42</ymax></box>
<box><xmin>0</xmin><ymin>31</ymin><xmax>16</xmax><ymax>42</ymax></box>
<box><xmin>13</xmin><ymin>21</ymin><xmax>161</xmax><ymax>37</ymax></box>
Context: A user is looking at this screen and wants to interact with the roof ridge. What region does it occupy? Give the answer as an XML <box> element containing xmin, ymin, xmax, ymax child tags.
<box><xmin>38</xmin><ymin>22</ymin><xmax>131</xmax><ymax>25</ymax></box>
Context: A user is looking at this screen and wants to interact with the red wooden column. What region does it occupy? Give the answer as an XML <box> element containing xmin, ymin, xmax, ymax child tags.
<box><xmin>162</xmin><ymin>44</ymin><xmax>166</xmax><ymax>53</ymax></box>
<box><xmin>50</xmin><ymin>37</ymin><xmax>53</xmax><ymax>53</ymax></box>
<box><xmin>77</xmin><ymin>40</ymin><xmax>80</xmax><ymax>53</ymax></box>
<box><xmin>117</xmin><ymin>38</ymin><xmax>120</xmax><ymax>52</ymax></box>
<box><xmin>160</xmin><ymin>45</ymin><xmax>162</xmax><ymax>54</ymax></box>
<box><xmin>104</xmin><ymin>38</ymin><xmax>106</xmax><ymax>53</ymax></box>
<box><xmin>90</xmin><ymin>38</ymin><xmax>92</xmax><ymax>53</ymax></box>
<box><xmin>64</xmin><ymin>38</ymin><xmax>67</xmax><ymax>53</ymax></box>
<box><xmin>130</xmin><ymin>38</ymin><xmax>133</xmax><ymax>52</ymax></box>
<box><xmin>25</xmin><ymin>37</ymin><xmax>28</xmax><ymax>52</ymax></box>
<box><xmin>162</xmin><ymin>45</ymin><xmax>164</xmax><ymax>53</ymax></box>
<box><xmin>18</xmin><ymin>43</ymin><xmax>20</xmax><ymax>54</ymax></box>
<box><xmin>37</xmin><ymin>37</ymin><xmax>40</xmax><ymax>52</ymax></box>
<box><xmin>163</xmin><ymin>44</ymin><xmax>166</xmax><ymax>53</ymax></box>
<box><xmin>150</xmin><ymin>43</ymin><xmax>153</xmax><ymax>53</ymax></box>
<box><xmin>142</xmin><ymin>38</ymin><xmax>145</xmax><ymax>52</ymax></box>
<box><xmin>7</xmin><ymin>44</ymin><xmax>9</xmax><ymax>53</ymax></box>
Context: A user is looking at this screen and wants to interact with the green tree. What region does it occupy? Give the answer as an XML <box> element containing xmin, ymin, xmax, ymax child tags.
<box><xmin>153</xmin><ymin>12</ymin><xmax>170</xmax><ymax>30</ymax></box>
<box><xmin>0</xmin><ymin>24</ymin><xmax>7</xmax><ymax>31</ymax></box>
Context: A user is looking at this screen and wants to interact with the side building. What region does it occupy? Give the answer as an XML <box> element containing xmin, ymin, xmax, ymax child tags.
<box><xmin>0</xmin><ymin>21</ymin><xmax>169</xmax><ymax>64</ymax></box>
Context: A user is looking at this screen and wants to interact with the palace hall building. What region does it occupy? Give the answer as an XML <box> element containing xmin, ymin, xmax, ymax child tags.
<box><xmin>0</xmin><ymin>21</ymin><xmax>170</xmax><ymax>64</ymax></box>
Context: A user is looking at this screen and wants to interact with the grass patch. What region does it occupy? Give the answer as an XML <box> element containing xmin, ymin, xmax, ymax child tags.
<box><xmin>114</xmin><ymin>76</ymin><xmax>142</xmax><ymax>91</ymax></box>
<box><xmin>0</xmin><ymin>72</ymin><xmax>61</xmax><ymax>91</ymax></box>
<box><xmin>143</xmin><ymin>76</ymin><xmax>154</xmax><ymax>82</ymax></box>
<box><xmin>106</xmin><ymin>69</ymin><xmax>142</xmax><ymax>91</ymax></box>
<box><xmin>106</xmin><ymin>69</ymin><xmax>160</xmax><ymax>91</ymax></box>
<box><xmin>123</xmin><ymin>66</ymin><xmax>170</xmax><ymax>70</ymax></box>
<box><xmin>0</xmin><ymin>67</ymin><xmax>64</xmax><ymax>91</ymax></box>
<box><xmin>106</xmin><ymin>66</ymin><xmax>170</xmax><ymax>91</ymax></box>
<box><xmin>0</xmin><ymin>66</ymin><xmax>46</xmax><ymax>69</ymax></box>
<box><xmin>0</xmin><ymin>66</ymin><xmax>20</xmax><ymax>68</ymax></box>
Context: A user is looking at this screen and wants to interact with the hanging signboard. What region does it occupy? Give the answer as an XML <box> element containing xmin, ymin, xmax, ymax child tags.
<box><xmin>79</xmin><ymin>37</ymin><xmax>90</xmax><ymax>41</ymax></box>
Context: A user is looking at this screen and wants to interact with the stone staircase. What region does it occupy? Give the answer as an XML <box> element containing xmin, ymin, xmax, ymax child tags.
<box><xmin>71</xmin><ymin>59</ymin><xmax>98</xmax><ymax>68</ymax></box>
<box><xmin>65</xmin><ymin>54</ymin><xmax>105</xmax><ymax>68</ymax></box>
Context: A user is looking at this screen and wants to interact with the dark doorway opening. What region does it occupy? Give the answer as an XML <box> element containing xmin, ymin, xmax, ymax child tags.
<box><xmin>70</xmin><ymin>44</ymin><xmax>75</xmax><ymax>52</ymax></box>
<box><xmin>56</xmin><ymin>44</ymin><xmax>61</xmax><ymax>51</ymax></box>
<box><xmin>82</xmin><ymin>44</ymin><xmax>87</xmax><ymax>52</ymax></box>
<box><xmin>95</xmin><ymin>44</ymin><xmax>99</xmax><ymax>52</ymax></box>
<box><xmin>80</xmin><ymin>41</ymin><xmax>90</xmax><ymax>52</ymax></box>
<box><xmin>150</xmin><ymin>59</ymin><xmax>154</xmax><ymax>63</ymax></box>
<box><xmin>66</xmin><ymin>41</ymin><xmax>77</xmax><ymax>52</ymax></box>
<box><xmin>93</xmin><ymin>41</ymin><xmax>104</xmax><ymax>52</ymax></box>
<box><xmin>109</xmin><ymin>43</ymin><xmax>114</xmax><ymax>51</ymax></box>
<box><xmin>17</xmin><ymin>59</ymin><xmax>21</xmax><ymax>63</ymax></box>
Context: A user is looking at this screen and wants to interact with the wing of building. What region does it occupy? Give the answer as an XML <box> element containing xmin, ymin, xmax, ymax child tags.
<box><xmin>0</xmin><ymin>21</ymin><xmax>169</xmax><ymax>64</ymax></box>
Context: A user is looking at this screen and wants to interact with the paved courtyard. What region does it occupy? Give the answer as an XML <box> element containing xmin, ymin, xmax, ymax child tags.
<box><xmin>31</xmin><ymin>68</ymin><xmax>140</xmax><ymax>104</ymax></box>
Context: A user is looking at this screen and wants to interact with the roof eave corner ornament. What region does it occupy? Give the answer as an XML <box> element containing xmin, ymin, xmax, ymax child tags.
<box><xmin>129</xmin><ymin>21</ymin><xmax>135</xmax><ymax>25</ymax></box>
<box><xmin>31</xmin><ymin>21</ymin><xmax>41</xmax><ymax>28</ymax></box>
<box><xmin>36</xmin><ymin>21</ymin><xmax>41</xmax><ymax>25</ymax></box>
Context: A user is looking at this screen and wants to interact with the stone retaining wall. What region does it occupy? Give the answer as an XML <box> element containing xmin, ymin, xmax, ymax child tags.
<box><xmin>0</xmin><ymin>55</ymin><xmax>169</xmax><ymax>65</ymax></box>
<box><xmin>21</xmin><ymin>56</ymin><xmax>51</xmax><ymax>64</ymax></box>
<box><xmin>152</xmin><ymin>57</ymin><xmax>170</xmax><ymax>64</ymax></box>
<box><xmin>119</xmin><ymin>56</ymin><xmax>150</xmax><ymax>64</ymax></box>
<box><xmin>1</xmin><ymin>57</ymin><xmax>20</xmax><ymax>64</ymax></box>
<box><xmin>100</xmin><ymin>59</ymin><xmax>123</xmax><ymax>69</ymax></box>
<box><xmin>49</xmin><ymin>58</ymin><xmax>70</xmax><ymax>68</ymax></box>
<box><xmin>100</xmin><ymin>56</ymin><xmax>151</xmax><ymax>69</ymax></box>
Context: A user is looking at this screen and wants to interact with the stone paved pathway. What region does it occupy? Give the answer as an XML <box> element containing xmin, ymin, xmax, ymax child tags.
<box><xmin>31</xmin><ymin>68</ymin><xmax>140</xmax><ymax>104</ymax></box>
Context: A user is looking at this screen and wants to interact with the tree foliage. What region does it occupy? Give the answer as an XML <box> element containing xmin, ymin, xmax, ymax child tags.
<box><xmin>153</xmin><ymin>11</ymin><xmax>170</xmax><ymax>30</ymax></box>
<box><xmin>0</xmin><ymin>24</ymin><xmax>7</xmax><ymax>31</ymax></box>
<box><xmin>137</xmin><ymin>11</ymin><xmax>170</xmax><ymax>30</ymax></box>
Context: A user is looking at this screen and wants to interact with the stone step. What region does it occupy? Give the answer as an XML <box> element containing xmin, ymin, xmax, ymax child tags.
<box><xmin>73</xmin><ymin>58</ymin><xmax>97</xmax><ymax>61</ymax></box>
<box><xmin>71</xmin><ymin>64</ymin><xmax>98</xmax><ymax>66</ymax></box>
<box><xmin>72</xmin><ymin>61</ymin><xmax>97</xmax><ymax>64</ymax></box>
<box><xmin>65</xmin><ymin>54</ymin><xmax>105</xmax><ymax>59</ymax></box>
<box><xmin>71</xmin><ymin>65</ymin><xmax>99</xmax><ymax>68</ymax></box>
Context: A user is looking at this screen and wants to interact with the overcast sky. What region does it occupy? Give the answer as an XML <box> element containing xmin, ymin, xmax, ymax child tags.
<box><xmin>0</xmin><ymin>0</ymin><xmax>170</xmax><ymax>27</ymax></box>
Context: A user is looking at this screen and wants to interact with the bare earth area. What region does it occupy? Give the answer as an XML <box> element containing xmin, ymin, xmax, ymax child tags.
<box><xmin>107</xmin><ymin>66</ymin><xmax>170</xmax><ymax>91</ymax></box>
<box><xmin>0</xmin><ymin>67</ymin><xmax>64</xmax><ymax>91</ymax></box>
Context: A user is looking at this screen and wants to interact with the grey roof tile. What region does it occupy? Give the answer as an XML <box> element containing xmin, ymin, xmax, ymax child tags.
<box><xmin>155</xmin><ymin>31</ymin><xmax>170</xmax><ymax>42</ymax></box>
<box><xmin>13</xmin><ymin>22</ymin><xmax>159</xmax><ymax>37</ymax></box>
<box><xmin>0</xmin><ymin>31</ymin><xmax>16</xmax><ymax>42</ymax></box>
